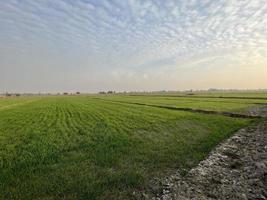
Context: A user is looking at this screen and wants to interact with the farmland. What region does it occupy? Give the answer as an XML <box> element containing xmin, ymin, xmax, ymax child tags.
<box><xmin>93</xmin><ymin>94</ymin><xmax>267</xmax><ymax>114</ymax></box>
<box><xmin>0</xmin><ymin>94</ymin><xmax>266</xmax><ymax>199</ymax></box>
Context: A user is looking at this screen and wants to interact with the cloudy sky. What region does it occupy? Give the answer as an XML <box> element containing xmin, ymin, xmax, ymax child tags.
<box><xmin>1</xmin><ymin>0</ymin><xmax>267</xmax><ymax>93</ymax></box>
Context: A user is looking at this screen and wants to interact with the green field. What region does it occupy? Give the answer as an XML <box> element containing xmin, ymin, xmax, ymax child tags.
<box><xmin>129</xmin><ymin>91</ymin><xmax>267</xmax><ymax>99</ymax></box>
<box><xmin>0</xmin><ymin>94</ymin><xmax>263</xmax><ymax>199</ymax></box>
<box><xmin>0</xmin><ymin>97</ymin><xmax>41</xmax><ymax>110</ymax></box>
<box><xmin>94</xmin><ymin>94</ymin><xmax>267</xmax><ymax>114</ymax></box>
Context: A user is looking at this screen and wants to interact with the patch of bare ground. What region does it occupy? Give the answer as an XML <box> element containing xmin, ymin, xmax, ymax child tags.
<box><xmin>138</xmin><ymin>107</ymin><xmax>267</xmax><ymax>200</ymax></box>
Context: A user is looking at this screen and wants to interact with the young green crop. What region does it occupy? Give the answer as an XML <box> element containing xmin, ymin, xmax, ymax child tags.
<box><xmin>94</xmin><ymin>95</ymin><xmax>267</xmax><ymax>113</ymax></box>
<box><xmin>0</xmin><ymin>96</ymin><xmax>258</xmax><ymax>199</ymax></box>
<box><xmin>126</xmin><ymin>91</ymin><xmax>267</xmax><ymax>99</ymax></box>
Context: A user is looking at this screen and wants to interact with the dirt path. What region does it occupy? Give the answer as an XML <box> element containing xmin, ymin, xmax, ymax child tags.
<box><xmin>144</xmin><ymin>107</ymin><xmax>267</xmax><ymax>200</ymax></box>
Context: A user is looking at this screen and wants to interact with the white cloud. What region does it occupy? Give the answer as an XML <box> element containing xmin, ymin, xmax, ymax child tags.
<box><xmin>0</xmin><ymin>0</ymin><xmax>267</xmax><ymax>92</ymax></box>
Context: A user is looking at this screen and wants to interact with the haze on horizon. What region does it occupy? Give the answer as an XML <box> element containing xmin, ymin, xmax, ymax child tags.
<box><xmin>1</xmin><ymin>0</ymin><xmax>267</xmax><ymax>93</ymax></box>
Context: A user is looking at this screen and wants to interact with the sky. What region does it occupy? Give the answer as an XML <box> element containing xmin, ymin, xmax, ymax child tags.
<box><xmin>0</xmin><ymin>0</ymin><xmax>267</xmax><ymax>93</ymax></box>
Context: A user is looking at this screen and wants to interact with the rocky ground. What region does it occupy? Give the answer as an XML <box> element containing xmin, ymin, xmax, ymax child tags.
<box><xmin>140</xmin><ymin>106</ymin><xmax>267</xmax><ymax>200</ymax></box>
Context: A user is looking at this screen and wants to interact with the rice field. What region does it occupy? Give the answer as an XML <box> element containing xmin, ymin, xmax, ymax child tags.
<box><xmin>0</xmin><ymin>94</ymin><xmax>263</xmax><ymax>199</ymax></box>
<box><xmin>94</xmin><ymin>94</ymin><xmax>267</xmax><ymax>113</ymax></box>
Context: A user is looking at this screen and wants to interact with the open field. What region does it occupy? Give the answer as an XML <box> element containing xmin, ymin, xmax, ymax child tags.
<box><xmin>94</xmin><ymin>94</ymin><xmax>267</xmax><ymax>114</ymax></box>
<box><xmin>0</xmin><ymin>94</ymin><xmax>264</xmax><ymax>199</ymax></box>
<box><xmin>0</xmin><ymin>97</ymin><xmax>41</xmax><ymax>110</ymax></box>
<box><xmin>129</xmin><ymin>91</ymin><xmax>267</xmax><ymax>99</ymax></box>
<box><xmin>180</xmin><ymin>91</ymin><xmax>267</xmax><ymax>98</ymax></box>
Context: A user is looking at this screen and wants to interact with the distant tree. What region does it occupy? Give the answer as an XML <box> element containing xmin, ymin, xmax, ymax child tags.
<box><xmin>208</xmin><ymin>88</ymin><xmax>219</xmax><ymax>91</ymax></box>
<box><xmin>63</xmin><ymin>92</ymin><xmax>68</xmax><ymax>95</ymax></box>
<box><xmin>99</xmin><ymin>91</ymin><xmax>106</xmax><ymax>94</ymax></box>
<box><xmin>76</xmin><ymin>92</ymin><xmax>80</xmax><ymax>95</ymax></box>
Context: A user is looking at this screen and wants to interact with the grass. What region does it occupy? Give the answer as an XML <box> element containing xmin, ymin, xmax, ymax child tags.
<box><xmin>0</xmin><ymin>95</ymin><xmax>260</xmax><ymax>199</ymax></box>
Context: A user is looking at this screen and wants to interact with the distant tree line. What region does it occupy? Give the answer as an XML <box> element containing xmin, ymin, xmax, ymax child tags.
<box><xmin>98</xmin><ymin>91</ymin><xmax>116</xmax><ymax>94</ymax></box>
<box><xmin>4</xmin><ymin>93</ymin><xmax>20</xmax><ymax>97</ymax></box>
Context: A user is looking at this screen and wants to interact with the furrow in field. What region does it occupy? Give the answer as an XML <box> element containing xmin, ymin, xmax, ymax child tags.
<box><xmin>86</xmin><ymin>99</ymin><xmax>174</xmax><ymax>133</ymax></box>
<box><xmin>68</xmin><ymin>101</ymin><xmax>109</xmax><ymax>133</ymax></box>
<box><xmin>56</xmin><ymin>106</ymin><xmax>76</xmax><ymax>142</ymax></box>
<box><xmin>64</xmin><ymin>106</ymin><xmax>80</xmax><ymax>133</ymax></box>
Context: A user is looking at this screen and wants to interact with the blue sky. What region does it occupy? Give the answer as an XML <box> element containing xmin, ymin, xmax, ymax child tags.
<box><xmin>0</xmin><ymin>0</ymin><xmax>267</xmax><ymax>93</ymax></box>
